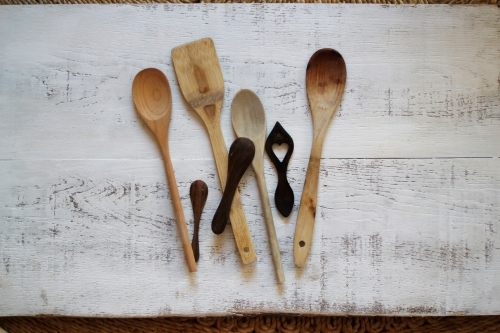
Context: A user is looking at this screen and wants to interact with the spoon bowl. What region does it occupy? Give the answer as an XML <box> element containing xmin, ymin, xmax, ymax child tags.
<box><xmin>132</xmin><ymin>68</ymin><xmax>172</xmax><ymax>122</ymax></box>
<box><xmin>293</xmin><ymin>49</ymin><xmax>347</xmax><ymax>268</ymax></box>
<box><xmin>132</xmin><ymin>68</ymin><xmax>197</xmax><ymax>273</ymax></box>
<box><xmin>231</xmin><ymin>89</ymin><xmax>267</xmax><ymax>140</ymax></box>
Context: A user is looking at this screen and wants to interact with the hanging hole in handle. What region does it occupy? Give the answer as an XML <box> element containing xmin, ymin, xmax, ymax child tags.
<box><xmin>299</xmin><ymin>240</ymin><xmax>305</xmax><ymax>247</ymax></box>
<box><xmin>244</xmin><ymin>247</ymin><xmax>249</xmax><ymax>252</ymax></box>
<box><xmin>272</xmin><ymin>143</ymin><xmax>289</xmax><ymax>162</ymax></box>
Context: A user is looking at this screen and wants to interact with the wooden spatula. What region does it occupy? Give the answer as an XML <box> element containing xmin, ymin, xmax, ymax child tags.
<box><xmin>171</xmin><ymin>38</ymin><xmax>257</xmax><ymax>264</ymax></box>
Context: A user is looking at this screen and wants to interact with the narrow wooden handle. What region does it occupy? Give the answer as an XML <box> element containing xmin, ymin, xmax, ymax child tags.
<box><xmin>254</xmin><ymin>160</ymin><xmax>285</xmax><ymax>283</ymax></box>
<box><xmin>161</xmin><ymin>144</ymin><xmax>197</xmax><ymax>272</ymax></box>
<box><xmin>265</xmin><ymin>122</ymin><xmax>295</xmax><ymax>217</ymax></box>
<box><xmin>293</xmin><ymin>149</ymin><xmax>322</xmax><ymax>268</ymax></box>
<box><xmin>212</xmin><ymin>138</ymin><xmax>255</xmax><ymax>234</ymax></box>
<box><xmin>205</xmin><ymin>123</ymin><xmax>257</xmax><ymax>264</ymax></box>
<box><xmin>190</xmin><ymin>180</ymin><xmax>208</xmax><ymax>263</ymax></box>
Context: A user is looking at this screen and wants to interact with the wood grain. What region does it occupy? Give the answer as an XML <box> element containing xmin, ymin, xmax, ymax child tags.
<box><xmin>0</xmin><ymin>4</ymin><xmax>499</xmax><ymax>316</ymax></box>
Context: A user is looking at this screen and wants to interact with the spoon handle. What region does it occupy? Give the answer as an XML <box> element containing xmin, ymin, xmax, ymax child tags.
<box><xmin>190</xmin><ymin>180</ymin><xmax>208</xmax><ymax>262</ymax></box>
<box><xmin>265</xmin><ymin>122</ymin><xmax>295</xmax><ymax>217</ymax></box>
<box><xmin>253</xmin><ymin>160</ymin><xmax>285</xmax><ymax>284</ymax></box>
<box><xmin>293</xmin><ymin>142</ymin><xmax>323</xmax><ymax>268</ymax></box>
<box><xmin>212</xmin><ymin>138</ymin><xmax>255</xmax><ymax>234</ymax></box>
<box><xmin>160</xmin><ymin>143</ymin><xmax>197</xmax><ymax>272</ymax></box>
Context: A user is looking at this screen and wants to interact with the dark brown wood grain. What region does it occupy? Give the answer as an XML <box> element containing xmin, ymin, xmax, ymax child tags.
<box><xmin>190</xmin><ymin>180</ymin><xmax>208</xmax><ymax>262</ymax></box>
<box><xmin>265</xmin><ymin>121</ymin><xmax>295</xmax><ymax>217</ymax></box>
<box><xmin>212</xmin><ymin>138</ymin><xmax>255</xmax><ymax>235</ymax></box>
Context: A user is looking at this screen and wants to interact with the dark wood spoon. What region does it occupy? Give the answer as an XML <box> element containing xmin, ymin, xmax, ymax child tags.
<box><xmin>294</xmin><ymin>48</ymin><xmax>347</xmax><ymax>268</ymax></box>
<box><xmin>190</xmin><ymin>180</ymin><xmax>208</xmax><ymax>262</ymax></box>
<box><xmin>212</xmin><ymin>138</ymin><xmax>255</xmax><ymax>234</ymax></box>
<box><xmin>265</xmin><ymin>121</ymin><xmax>295</xmax><ymax>218</ymax></box>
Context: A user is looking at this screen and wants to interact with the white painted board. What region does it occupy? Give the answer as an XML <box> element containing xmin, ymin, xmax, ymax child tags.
<box><xmin>0</xmin><ymin>4</ymin><xmax>499</xmax><ymax>316</ymax></box>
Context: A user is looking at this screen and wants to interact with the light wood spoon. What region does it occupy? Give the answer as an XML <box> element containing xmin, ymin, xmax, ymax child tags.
<box><xmin>132</xmin><ymin>68</ymin><xmax>197</xmax><ymax>273</ymax></box>
<box><xmin>172</xmin><ymin>38</ymin><xmax>256</xmax><ymax>264</ymax></box>
<box><xmin>231</xmin><ymin>89</ymin><xmax>285</xmax><ymax>283</ymax></box>
<box><xmin>293</xmin><ymin>49</ymin><xmax>347</xmax><ymax>268</ymax></box>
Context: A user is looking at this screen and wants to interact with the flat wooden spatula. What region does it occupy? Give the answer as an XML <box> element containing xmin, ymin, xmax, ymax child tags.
<box><xmin>172</xmin><ymin>38</ymin><xmax>257</xmax><ymax>264</ymax></box>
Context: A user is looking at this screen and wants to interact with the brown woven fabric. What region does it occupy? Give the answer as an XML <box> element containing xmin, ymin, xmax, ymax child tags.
<box><xmin>2</xmin><ymin>316</ymin><xmax>500</xmax><ymax>332</ymax></box>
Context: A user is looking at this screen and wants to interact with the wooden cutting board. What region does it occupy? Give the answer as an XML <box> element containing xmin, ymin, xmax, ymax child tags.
<box><xmin>0</xmin><ymin>4</ymin><xmax>499</xmax><ymax>316</ymax></box>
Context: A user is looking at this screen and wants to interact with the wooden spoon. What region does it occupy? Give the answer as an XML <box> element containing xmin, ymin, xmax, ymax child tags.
<box><xmin>190</xmin><ymin>180</ymin><xmax>208</xmax><ymax>263</ymax></box>
<box><xmin>231</xmin><ymin>89</ymin><xmax>285</xmax><ymax>284</ymax></box>
<box><xmin>212</xmin><ymin>138</ymin><xmax>255</xmax><ymax>234</ymax></box>
<box><xmin>172</xmin><ymin>38</ymin><xmax>256</xmax><ymax>264</ymax></box>
<box><xmin>265</xmin><ymin>121</ymin><xmax>295</xmax><ymax>218</ymax></box>
<box><xmin>132</xmin><ymin>68</ymin><xmax>197</xmax><ymax>272</ymax></box>
<box><xmin>293</xmin><ymin>49</ymin><xmax>347</xmax><ymax>268</ymax></box>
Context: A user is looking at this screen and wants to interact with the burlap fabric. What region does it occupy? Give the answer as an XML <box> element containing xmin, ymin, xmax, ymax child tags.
<box><xmin>1</xmin><ymin>0</ymin><xmax>498</xmax><ymax>332</ymax></box>
<box><xmin>1</xmin><ymin>316</ymin><xmax>500</xmax><ymax>332</ymax></box>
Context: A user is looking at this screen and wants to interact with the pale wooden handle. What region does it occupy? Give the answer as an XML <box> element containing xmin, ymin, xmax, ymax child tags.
<box><xmin>206</xmin><ymin>123</ymin><xmax>257</xmax><ymax>264</ymax></box>
<box><xmin>254</xmin><ymin>160</ymin><xmax>285</xmax><ymax>283</ymax></box>
<box><xmin>293</xmin><ymin>153</ymin><xmax>322</xmax><ymax>268</ymax></box>
<box><xmin>161</xmin><ymin>144</ymin><xmax>197</xmax><ymax>272</ymax></box>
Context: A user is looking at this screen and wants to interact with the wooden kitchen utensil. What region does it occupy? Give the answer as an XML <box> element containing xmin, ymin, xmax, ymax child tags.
<box><xmin>212</xmin><ymin>138</ymin><xmax>255</xmax><ymax>234</ymax></box>
<box><xmin>190</xmin><ymin>180</ymin><xmax>208</xmax><ymax>263</ymax></box>
<box><xmin>265</xmin><ymin>121</ymin><xmax>295</xmax><ymax>218</ymax></box>
<box><xmin>293</xmin><ymin>49</ymin><xmax>347</xmax><ymax>268</ymax></box>
<box><xmin>132</xmin><ymin>68</ymin><xmax>197</xmax><ymax>273</ymax></box>
<box><xmin>231</xmin><ymin>90</ymin><xmax>285</xmax><ymax>283</ymax></box>
<box><xmin>171</xmin><ymin>38</ymin><xmax>256</xmax><ymax>264</ymax></box>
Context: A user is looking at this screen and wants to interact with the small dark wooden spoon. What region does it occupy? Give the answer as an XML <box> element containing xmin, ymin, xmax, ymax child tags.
<box><xmin>212</xmin><ymin>138</ymin><xmax>255</xmax><ymax>234</ymax></box>
<box><xmin>265</xmin><ymin>121</ymin><xmax>295</xmax><ymax>217</ymax></box>
<box><xmin>190</xmin><ymin>180</ymin><xmax>208</xmax><ymax>262</ymax></box>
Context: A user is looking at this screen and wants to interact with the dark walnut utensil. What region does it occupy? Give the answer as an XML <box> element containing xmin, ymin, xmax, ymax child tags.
<box><xmin>190</xmin><ymin>180</ymin><xmax>208</xmax><ymax>262</ymax></box>
<box><xmin>293</xmin><ymin>49</ymin><xmax>347</xmax><ymax>268</ymax></box>
<box><xmin>212</xmin><ymin>138</ymin><xmax>255</xmax><ymax>234</ymax></box>
<box><xmin>265</xmin><ymin>121</ymin><xmax>295</xmax><ymax>218</ymax></box>
<box><xmin>132</xmin><ymin>68</ymin><xmax>197</xmax><ymax>273</ymax></box>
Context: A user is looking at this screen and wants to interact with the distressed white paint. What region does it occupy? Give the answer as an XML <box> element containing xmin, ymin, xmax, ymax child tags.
<box><xmin>0</xmin><ymin>4</ymin><xmax>499</xmax><ymax>316</ymax></box>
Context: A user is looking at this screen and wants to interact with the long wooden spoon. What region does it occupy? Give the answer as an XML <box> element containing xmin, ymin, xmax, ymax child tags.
<box><xmin>132</xmin><ymin>68</ymin><xmax>197</xmax><ymax>272</ymax></box>
<box><xmin>293</xmin><ymin>49</ymin><xmax>347</xmax><ymax>268</ymax></box>
<box><xmin>172</xmin><ymin>38</ymin><xmax>256</xmax><ymax>264</ymax></box>
<box><xmin>231</xmin><ymin>89</ymin><xmax>285</xmax><ymax>283</ymax></box>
